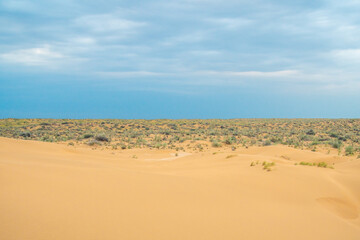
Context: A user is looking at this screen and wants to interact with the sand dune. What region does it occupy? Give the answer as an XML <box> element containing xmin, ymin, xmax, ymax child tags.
<box><xmin>1</xmin><ymin>137</ymin><xmax>359</xmax><ymax>239</ymax></box>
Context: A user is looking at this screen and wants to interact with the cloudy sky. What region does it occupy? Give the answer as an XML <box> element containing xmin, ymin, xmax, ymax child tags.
<box><xmin>1</xmin><ymin>0</ymin><xmax>360</xmax><ymax>118</ymax></box>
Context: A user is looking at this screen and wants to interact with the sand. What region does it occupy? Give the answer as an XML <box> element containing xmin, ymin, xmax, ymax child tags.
<box><xmin>1</xmin><ymin>137</ymin><xmax>359</xmax><ymax>239</ymax></box>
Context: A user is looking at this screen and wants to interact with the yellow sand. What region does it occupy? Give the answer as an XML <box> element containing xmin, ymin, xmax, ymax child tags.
<box><xmin>0</xmin><ymin>137</ymin><xmax>359</xmax><ymax>239</ymax></box>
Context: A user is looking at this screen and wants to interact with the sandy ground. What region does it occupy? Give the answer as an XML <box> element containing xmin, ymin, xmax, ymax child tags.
<box><xmin>1</xmin><ymin>137</ymin><xmax>359</xmax><ymax>240</ymax></box>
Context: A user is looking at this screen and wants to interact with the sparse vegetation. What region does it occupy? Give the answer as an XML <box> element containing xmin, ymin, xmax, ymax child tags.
<box><xmin>83</xmin><ymin>133</ymin><xmax>93</xmax><ymax>139</ymax></box>
<box><xmin>262</xmin><ymin>161</ymin><xmax>275</xmax><ymax>171</ymax></box>
<box><xmin>298</xmin><ymin>161</ymin><xmax>334</xmax><ymax>169</ymax></box>
<box><xmin>0</xmin><ymin>119</ymin><xmax>359</xmax><ymax>154</ymax></box>
<box><xmin>280</xmin><ymin>155</ymin><xmax>290</xmax><ymax>160</ymax></box>
<box><xmin>87</xmin><ymin>139</ymin><xmax>101</xmax><ymax>146</ymax></box>
<box><xmin>95</xmin><ymin>134</ymin><xmax>110</xmax><ymax>142</ymax></box>
<box><xmin>212</xmin><ymin>140</ymin><xmax>222</xmax><ymax>148</ymax></box>
<box><xmin>330</xmin><ymin>139</ymin><xmax>342</xmax><ymax>149</ymax></box>
<box><xmin>250</xmin><ymin>160</ymin><xmax>275</xmax><ymax>171</ymax></box>
<box><xmin>19</xmin><ymin>131</ymin><xmax>31</xmax><ymax>138</ymax></box>
<box><xmin>345</xmin><ymin>146</ymin><xmax>354</xmax><ymax>156</ymax></box>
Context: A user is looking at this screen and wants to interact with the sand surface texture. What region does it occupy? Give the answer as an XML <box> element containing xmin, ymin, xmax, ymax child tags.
<box><xmin>1</xmin><ymin>137</ymin><xmax>360</xmax><ymax>239</ymax></box>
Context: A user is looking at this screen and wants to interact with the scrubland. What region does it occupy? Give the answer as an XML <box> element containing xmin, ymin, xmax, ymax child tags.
<box><xmin>1</xmin><ymin>118</ymin><xmax>360</xmax><ymax>156</ymax></box>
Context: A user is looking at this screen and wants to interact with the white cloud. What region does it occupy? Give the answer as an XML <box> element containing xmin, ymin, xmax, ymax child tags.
<box><xmin>161</xmin><ymin>31</ymin><xmax>208</xmax><ymax>46</ymax></box>
<box><xmin>0</xmin><ymin>45</ymin><xmax>64</xmax><ymax>66</ymax></box>
<box><xmin>206</xmin><ymin>17</ymin><xmax>252</xmax><ymax>30</ymax></box>
<box><xmin>74</xmin><ymin>14</ymin><xmax>146</xmax><ymax>32</ymax></box>
<box><xmin>188</xmin><ymin>50</ymin><xmax>221</xmax><ymax>56</ymax></box>
<box><xmin>69</xmin><ymin>37</ymin><xmax>96</xmax><ymax>45</ymax></box>
<box><xmin>197</xmin><ymin>70</ymin><xmax>298</xmax><ymax>78</ymax></box>
<box><xmin>0</xmin><ymin>44</ymin><xmax>88</xmax><ymax>68</ymax></box>
<box><xmin>97</xmin><ymin>71</ymin><xmax>165</xmax><ymax>78</ymax></box>
<box><xmin>1</xmin><ymin>0</ymin><xmax>37</xmax><ymax>12</ymax></box>
<box><xmin>331</xmin><ymin>48</ymin><xmax>360</xmax><ymax>62</ymax></box>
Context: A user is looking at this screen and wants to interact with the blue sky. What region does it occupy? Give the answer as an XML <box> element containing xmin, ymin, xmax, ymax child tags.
<box><xmin>1</xmin><ymin>0</ymin><xmax>360</xmax><ymax>118</ymax></box>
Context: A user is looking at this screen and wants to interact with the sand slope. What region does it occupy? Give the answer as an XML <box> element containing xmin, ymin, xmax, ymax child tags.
<box><xmin>1</xmin><ymin>137</ymin><xmax>359</xmax><ymax>240</ymax></box>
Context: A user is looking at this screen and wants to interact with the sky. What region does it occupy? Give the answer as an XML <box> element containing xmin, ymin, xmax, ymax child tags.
<box><xmin>1</xmin><ymin>0</ymin><xmax>360</xmax><ymax>118</ymax></box>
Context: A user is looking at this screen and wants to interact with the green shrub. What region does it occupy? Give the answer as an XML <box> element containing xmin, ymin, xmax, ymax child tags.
<box><xmin>95</xmin><ymin>134</ymin><xmax>110</xmax><ymax>142</ymax></box>
<box><xmin>212</xmin><ymin>141</ymin><xmax>222</xmax><ymax>148</ymax></box>
<box><xmin>330</xmin><ymin>140</ymin><xmax>342</xmax><ymax>149</ymax></box>
<box><xmin>345</xmin><ymin>146</ymin><xmax>354</xmax><ymax>156</ymax></box>
<box><xmin>263</xmin><ymin>140</ymin><xmax>271</xmax><ymax>146</ymax></box>
<box><xmin>262</xmin><ymin>161</ymin><xmax>275</xmax><ymax>171</ymax></box>
<box><xmin>83</xmin><ymin>133</ymin><xmax>94</xmax><ymax>139</ymax></box>
<box><xmin>317</xmin><ymin>162</ymin><xmax>327</xmax><ymax>168</ymax></box>
<box><xmin>306</xmin><ymin>129</ymin><xmax>315</xmax><ymax>135</ymax></box>
<box><xmin>299</xmin><ymin>161</ymin><xmax>331</xmax><ymax>169</ymax></box>
<box><xmin>19</xmin><ymin>131</ymin><xmax>31</xmax><ymax>138</ymax></box>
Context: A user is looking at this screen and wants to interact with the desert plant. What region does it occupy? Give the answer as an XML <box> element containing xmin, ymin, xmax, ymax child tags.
<box><xmin>317</xmin><ymin>162</ymin><xmax>328</xmax><ymax>168</ymax></box>
<box><xmin>262</xmin><ymin>161</ymin><xmax>275</xmax><ymax>171</ymax></box>
<box><xmin>87</xmin><ymin>139</ymin><xmax>101</xmax><ymax>146</ymax></box>
<box><xmin>330</xmin><ymin>140</ymin><xmax>342</xmax><ymax>149</ymax></box>
<box><xmin>263</xmin><ymin>140</ymin><xmax>271</xmax><ymax>146</ymax></box>
<box><xmin>306</xmin><ymin>129</ymin><xmax>315</xmax><ymax>135</ymax></box>
<box><xmin>95</xmin><ymin>134</ymin><xmax>110</xmax><ymax>142</ymax></box>
<box><xmin>19</xmin><ymin>131</ymin><xmax>31</xmax><ymax>138</ymax></box>
<box><xmin>83</xmin><ymin>133</ymin><xmax>94</xmax><ymax>139</ymax></box>
<box><xmin>345</xmin><ymin>146</ymin><xmax>354</xmax><ymax>156</ymax></box>
<box><xmin>212</xmin><ymin>140</ymin><xmax>222</xmax><ymax>148</ymax></box>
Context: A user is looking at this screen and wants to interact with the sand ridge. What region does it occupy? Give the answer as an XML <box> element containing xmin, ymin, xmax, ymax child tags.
<box><xmin>1</xmin><ymin>137</ymin><xmax>360</xmax><ymax>240</ymax></box>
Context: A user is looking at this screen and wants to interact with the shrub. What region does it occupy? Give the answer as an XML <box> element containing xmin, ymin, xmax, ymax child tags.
<box><xmin>338</xmin><ymin>136</ymin><xmax>348</xmax><ymax>141</ymax></box>
<box><xmin>330</xmin><ymin>140</ymin><xmax>342</xmax><ymax>149</ymax></box>
<box><xmin>19</xmin><ymin>131</ymin><xmax>31</xmax><ymax>138</ymax></box>
<box><xmin>306</xmin><ymin>129</ymin><xmax>315</xmax><ymax>135</ymax></box>
<box><xmin>83</xmin><ymin>134</ymin><xmax>94</xmax><ymax>139</ymax></box>
<box><xmin>95</xmin><ymin>134</ymin><xmax>110</xmax><ymax>142</ymax></box>
<box><xmin>212</xmin><ymin>141</ymin><xmax>222</xmax><ymax>148</ymax></box>
<box><xmin>345</xmin><ymin>146</ymin><xmax>354</xmax><ymax>156</ymax></box>
<box><xmin>263</xmin><ymin>140</ymin><xmax>271</xmax><ymax>146</ymax></box>
<box><xmin>299</xmin><ymin>161</ymin><xmax>331</xmax><ymax>169</ymax></box>
<box><xmin>224</xmin><ymin>137</ymin><xmax>235</xmax><ymax>145</ymax></box>
<box><xmin>299</xmin><ymin>161</ymin><xmax>312</xmax><ymax>166</ymax></box>
<box><xmin>280</xmin><ymin>155</ymin><xmax>290</xmax><ymax>160</ymax></box>
<box><xmin>317</xmin><ymin>162</ymin><xmax>327</xmax><ymax>168</ymax></box>
<box><xmin>329</xmin><ymin>132</ymin><xmax>338</xmax><ymax>138</ymax></box>
<box><xmin>87</xmin><ymin>139</ymin><xmax>101</xmax><ymax>146</ymax></box>
<box><xmin>262</xmin><ymin>161</ymin><xmax>275</xmax><ymax>171</ymax></box>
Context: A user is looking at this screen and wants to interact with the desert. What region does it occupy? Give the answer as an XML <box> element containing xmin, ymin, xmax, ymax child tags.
<box><xmin>1</xmin><ymin>119</ymin><xmax>360</xmax><ymax>239</ymax></box>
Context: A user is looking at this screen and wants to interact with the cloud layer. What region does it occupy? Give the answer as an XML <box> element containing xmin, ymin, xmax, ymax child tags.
<box><xmin>1</xmin><ymin>0</ymin><xmax>360</xmax><ymax>118</ymax></box>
